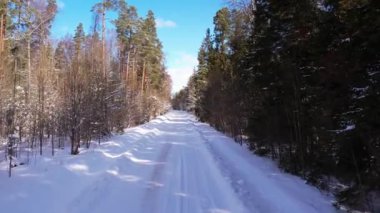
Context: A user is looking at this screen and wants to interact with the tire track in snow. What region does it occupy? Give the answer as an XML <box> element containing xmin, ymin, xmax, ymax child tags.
<box><xmin>192</xmin><ymin>123</ymin><xmax>260</xmax><ymax>212</ymax></box>
<box><xmin>141</xmin><ymin>142</ymin><xmax>172</xmax><ymax>212</ymax></box>
<box><xmin>178</xmin><ymin>150</ymin><xmax>185</xmax><ymax>212</ymax></box>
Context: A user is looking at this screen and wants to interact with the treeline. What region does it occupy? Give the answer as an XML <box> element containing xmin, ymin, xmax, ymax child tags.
<box><xmin>0</xmin><ymin>0</ymin><xmax>171</xmax><ymax>163</ymax></box>
<box><xmin>173</xmin><ymin>0</ymin><xmax>379</xmax><ymax>211</ymax></box>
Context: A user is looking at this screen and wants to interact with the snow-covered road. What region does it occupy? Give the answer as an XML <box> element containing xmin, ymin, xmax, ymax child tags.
<box><xmin>0</xmin><ymin>111</ymin><xmax>335</xmax><ymax>213</ymax></box>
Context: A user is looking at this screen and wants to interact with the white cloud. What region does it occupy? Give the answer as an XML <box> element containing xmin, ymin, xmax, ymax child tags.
<box><xmin>156</xmin><ymin>18</ymin><xmax>177</xmax><ymax>28</ymax></box>
<box><xmin>167</xmin><ymin>52</ymin><xmax>198</xmax><ymax>93</ymax></box>
<box><xmin>57</xmin><ymin>0</ymin><xmax>65</xmax><ymax>9</ymax></box>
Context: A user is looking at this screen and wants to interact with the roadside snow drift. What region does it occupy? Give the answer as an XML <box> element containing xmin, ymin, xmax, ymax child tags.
<box><xmin>0</xmin><ymin>111</ymin><xmax>335</xmax><ymax>213</ymax></box>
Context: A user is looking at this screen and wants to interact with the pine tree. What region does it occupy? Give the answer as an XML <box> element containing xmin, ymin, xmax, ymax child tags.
<box><xmin>67</xmin><ymin>23</ymin><xmax>85</xmax><ymax>155</ymax></box>
<box><xmin>181</xmin><ymin>1</ymin><xmax>379</xmax><ymax>210</ymax></box>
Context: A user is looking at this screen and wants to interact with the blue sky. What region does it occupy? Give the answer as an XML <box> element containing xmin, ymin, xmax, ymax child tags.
<box><xmin>51</xmin><ymin>0</ymin><xmax>224</xmax><ymax>93</ymax></box>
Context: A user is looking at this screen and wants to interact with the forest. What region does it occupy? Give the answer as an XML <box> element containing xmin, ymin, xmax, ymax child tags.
<box><xmin>172</xmin><ymin>0</ymin><xmax>379</xmax><ymax>211</ymax></box>
<box><xmin>0</xmin><ymin>0</ymin><xmax>379</xmax><ymax>212</ymax></box>
<box><xmin>0</xmin><ymin>0</ymin><xmax>171</xmax><ymax>165</ymax></box>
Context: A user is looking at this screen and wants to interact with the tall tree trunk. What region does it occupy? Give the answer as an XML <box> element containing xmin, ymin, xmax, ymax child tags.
<box><xmin>101</xmin><ymin>1</ymin><xmax>109</xmax><ymax>134</ymax></box>
<box><xmin>141</xmin><ymin>61</ymin><xmax>146</xmax><ymax>93</ymax></box>
<box><xmin>0</xmin><ymin>12</ymin><xmax>4</xmax><ymax>53</ymax></box>
<box><xmin>27</xmin><ymin>38</ymin><xmax>31</xmax><ymax>102</ymax></box>
<box><xmin>0</xmin><ymin>9</ymin><xmax>4</xmax><ymax>138</ymax></box>
<box><xmin>132</xmin><ymin>56</ymin><xmax>136</xmax><ymax>90</ymax></box>
<box><xmin>126</xmin><ymin>51</ymin><xmax>130</xmax><ymax>85</ymax></box>
<box><xmin>119</xmin><ymin>49</ymin><xmax>123</xmax><ymax>79</ymax></box>
<box><xmin>102</xmin><ymin>2</ymin><xmax>106</xmax><ymax>78</ymax></box>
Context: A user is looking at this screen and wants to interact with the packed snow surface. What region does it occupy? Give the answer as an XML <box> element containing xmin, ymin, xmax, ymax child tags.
<box><xmin>0</xmin><ymin>111</ymin><xmax>335</xmax><ymax>213</ymax></box>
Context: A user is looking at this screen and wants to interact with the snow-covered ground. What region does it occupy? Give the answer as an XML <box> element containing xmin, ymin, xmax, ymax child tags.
<box><xmin>0</xmin><ymin>111</ymin><xmax>336</xmax><ymax>213</ymax></box>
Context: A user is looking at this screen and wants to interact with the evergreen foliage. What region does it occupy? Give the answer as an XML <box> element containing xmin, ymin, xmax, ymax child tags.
<box><xmin>173</xmin><ymin>1</ymin><xmax>380</xmax><ymax>211</ymax></box>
